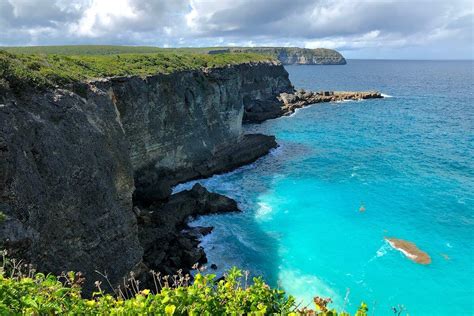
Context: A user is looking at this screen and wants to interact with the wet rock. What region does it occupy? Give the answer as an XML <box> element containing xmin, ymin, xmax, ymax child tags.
<box><xmin>138</xmin><ymin>184</ymin><xmax>239</xmax><ymax>287</ymax></box>
<box><xmin>385</xmin><ymin>237</ymin><xmax>432</xmax><ymax>265</ymax></box>
<box><xmin>184</xmin><ymin>226</ymin><xmax>214</xmax><ymax>238</ymax></box>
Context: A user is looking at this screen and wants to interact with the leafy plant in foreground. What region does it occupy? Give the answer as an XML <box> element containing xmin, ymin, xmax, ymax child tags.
<box><xmin>0</xmin><ymin>252</ymin><xmax>369</xmax><ymax>315</ymax></box>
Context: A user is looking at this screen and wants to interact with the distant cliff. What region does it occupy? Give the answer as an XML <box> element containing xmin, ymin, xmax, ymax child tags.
<box><xmin>226</xmin><ymin>47</ymin><xmax>347</xmax><ymax>65</ymax></box>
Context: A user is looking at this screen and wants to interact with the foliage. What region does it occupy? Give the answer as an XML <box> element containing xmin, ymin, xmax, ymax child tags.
<box><xmin>0</xmin><ymin>49</ymin><xmax>273</xmax><ymax>92</ymax></box>
<box><xmin>0</xmin><ymin>45</ymin><xmax>216</xmax><ymax>55</ymax></box>
<box><xmin>0</xmin><ymin>254</ymin><xmax>370</xmax><ymax>315</ymax></box>
<box><xmin>0</xmin><ymin>45</ymin><xmax>341</xmax><ymax>59</ymax></box>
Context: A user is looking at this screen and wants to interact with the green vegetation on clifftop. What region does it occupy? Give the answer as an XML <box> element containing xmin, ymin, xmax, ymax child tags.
<box><xmin>0</xmin><ymin>49</ymin><xmax>273</xmax><ymax>92</ymax></box>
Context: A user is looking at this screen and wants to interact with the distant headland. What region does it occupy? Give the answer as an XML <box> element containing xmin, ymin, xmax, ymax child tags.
<box><xmin>222</xmin><ymin>47</ymin><xmax>347</xmax><ymax>65</ymax></box>
<box><xmin>1</xmin><ymin>45</ymin><xmax>347</xmax><ymax>65</ymax></box>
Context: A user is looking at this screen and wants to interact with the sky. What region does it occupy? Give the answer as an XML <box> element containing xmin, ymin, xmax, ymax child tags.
<box><xmin>0</xmin><ymin>0</ymin><xmax>473</xmax><ymax>59</ymax></box>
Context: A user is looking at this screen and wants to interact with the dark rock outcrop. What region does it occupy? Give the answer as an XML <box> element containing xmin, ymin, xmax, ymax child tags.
<box><xmin>138</xmin><ymin>184</ymin><xmax>239</xmax><ymax>281</ymax></box>
<box><xmin>0</xmin><ymin>87</ymin><xmax>142</xmax><ymax>293</ymax></box>
<box><xmin>244</xmin><ymin>89</ymin><xmax>383</xmax><ymax>123</ymax></box>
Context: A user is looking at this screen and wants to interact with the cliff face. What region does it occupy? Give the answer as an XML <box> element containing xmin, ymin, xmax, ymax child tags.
<box><xmin>228</xmin><ymin>47</ymin><xmax>346</xmax><ymax>65</ymax></box>
<box><xmin>0</xmin><ymin>87</ymin><xmax>142</xmax><ymax>293</ymax></box>
<box><xmin>0</xmin><ymin>60</ymin><xmax>292</xmax><ymax>290</ymax></box>
<box><xmin>276</xmin><ymin>48</ymin><xmax>346</xmax><ymax>65</ymax></box>
<box><xmin>93</xmin><ymin>61</ymin><xmax>292</xmax><ymax>202</ymax></box>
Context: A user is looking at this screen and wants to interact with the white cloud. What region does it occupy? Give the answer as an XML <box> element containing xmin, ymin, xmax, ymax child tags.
<box><xmin>0</xmin><ymin>0</ymin><xmax>472</xmax><ymax>59</ymax></box>
<box><xmin>71</xmin><ymin>0</ymin><xmax>138</xmax><ymax>37</ymax></box>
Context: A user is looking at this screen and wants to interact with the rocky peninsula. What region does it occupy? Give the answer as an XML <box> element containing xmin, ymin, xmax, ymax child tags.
<box><xmin>0</xmin><ymin>49</ymin><xmax>380</xmax><ymax>293</ymax></box>
<box><xmin>244</xmin><ymin>89</ymin><xmax>383</xmax><ymax>123</ymax></box>
<box><xmin>226</xmin><ymin>47</ymin><xmax>347</xmax><ymax>65</ymax></box>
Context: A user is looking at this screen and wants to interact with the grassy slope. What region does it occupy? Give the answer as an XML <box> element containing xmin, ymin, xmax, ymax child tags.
<box><xmin>0</xmin><ymin>48</ymin><xmax>273</xmax><ymax>92</ymax></box>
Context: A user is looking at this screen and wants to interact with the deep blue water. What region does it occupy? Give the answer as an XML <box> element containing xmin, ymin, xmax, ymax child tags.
<box><xmin>178</xmin><ymin>60</ymin><xmax>474</xmax><ymax>315</ymax></box>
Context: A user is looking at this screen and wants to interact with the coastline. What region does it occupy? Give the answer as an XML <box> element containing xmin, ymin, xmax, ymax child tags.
<box><xmin>174</xmin><ymin>91</ymin><xmax>385</xmax><ymax>276</ymax></box>
<box><xmin>0</xmin><ymin>54</ymin><xmax>383</xmax><ymax>293</ymax></box>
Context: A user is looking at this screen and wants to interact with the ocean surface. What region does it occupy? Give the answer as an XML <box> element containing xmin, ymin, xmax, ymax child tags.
<box><xmin>177</xmin><ymin>60</ymin><xmax>474</xmax><ymax>315</ymax></box>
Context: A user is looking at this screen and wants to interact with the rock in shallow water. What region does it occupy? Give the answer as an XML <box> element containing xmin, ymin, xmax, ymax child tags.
<box><xmin>385</xmin><ymin>237</ymin><xmax>431</xmax><ymax>265</ymax></box>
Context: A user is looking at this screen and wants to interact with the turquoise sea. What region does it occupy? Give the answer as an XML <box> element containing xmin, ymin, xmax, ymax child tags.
<box><xmin>178</xmin><ymin>60</ymin><xmax>474</xmax><ymax>315</ymax></box>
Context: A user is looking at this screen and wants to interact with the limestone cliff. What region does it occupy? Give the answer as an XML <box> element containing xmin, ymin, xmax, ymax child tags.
<box><xmin>92</xmin><ymin>61</ymin><xmax>292</xmax><ymax>202</ymax></box>
<box><xmin>0</xmin><ymin>86</ymin><xmax>142</xmax><ymax>293</ymax></box>
<box><xmin>228</xmin><ymin>47</ymin><xmax>346</xmax><ymax>65</ymax></box>
<box><xmin>0</xmin><ymin>60</ymin><xmax>293</xmax><ymax>291</ymax></box>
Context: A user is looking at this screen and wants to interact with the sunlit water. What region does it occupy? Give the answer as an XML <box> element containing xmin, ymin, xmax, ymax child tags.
<box><xmin>176</xmin><ymin>60</ymin><xmax>474</xmax><ymax>315</ymax></box>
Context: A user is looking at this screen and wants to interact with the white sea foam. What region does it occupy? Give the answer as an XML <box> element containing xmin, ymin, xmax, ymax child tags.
<box><xmin>386</xmin><ymin>240</ymin><xmax>418</xmax><ymax>260</ymax></box>
<box><xmin>268</xmin><ymin>145</ymin><xmax>284</xmax><ymax>157</ymax></box>
<box><xmin>278</xmin><ymin>268</ymin><xmax>342</xmax><ymax>309</ymax></box>
<box><xmin>376</xmin><ymin>244</ymin><xmax>389</xmax><ymax>257</ymax></box>
<box><xmin>283</xmin><ymin>106</ymin><xmax>305</xmax><ymax>118</ymax></box>
<box><xmin>381</xmin><ymin>93</ymin><xmax>394</xmax><ymax>98</ymax></box>
<box><xmin>172</xmin><ymin>180</ymin><xmax>201</xmax><ymax>194</ymax></box>
<box><xmin>171</xmin><ymin>160</ymin><xmax>259</xmax><ymax>194</ymax></box>
<box><xmin>172</xmin><ymin>144</ymin><xmax>280</xmax><ymax>194</ymax></box>
<box><xmin>335</xmin><ymin>99</ymin><xmax>358</xmax><ymax>103</ymax></box>
<box><xmin>255</xmin><ymin>202</ymin><xmax>273</xmax><ymax>220</ymax></box>
<box><xmin>368</xmin><ymin>243</ymin><xmax>390</xmax><ymax>263</ymax></box>
<box><xmin>235</xmin><ymin>232</ymin><xmax>260</xmax><ymax>252</ymax></box>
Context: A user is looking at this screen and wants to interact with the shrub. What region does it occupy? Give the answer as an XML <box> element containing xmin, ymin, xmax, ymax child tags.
<box><xmin>0</xmin><ymin>253</ymin><xmax>369</xmax><ymax>315</ymax></box>
<box><xmin>0</xmin><ymin>49</ymin><xmax>274</xmax><ymax>92</ymax></box>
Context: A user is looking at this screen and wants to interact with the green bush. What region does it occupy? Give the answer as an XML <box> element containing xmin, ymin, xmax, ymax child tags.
<box><xmin>0</xmin><ymin>255</ymin><xmax>370</xmax><ymax>315</ymax></box>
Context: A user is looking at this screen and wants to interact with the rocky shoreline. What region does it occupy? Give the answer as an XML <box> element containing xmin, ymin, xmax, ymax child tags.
<box><xmin>136</xmin><ymin>183</ymin><xmax>239</xmax><ymax>288</ymax></box>
<box><xmin>135</xmin><ymin>89</ymin><xmax>384</xmax><ymax>284</ymax></box>
<box><xmin>134</xmin><ymin>134</ymin><xmax>277</xmax><ymax>204</ymax></box>
<box><xmin>245</xmin><ymin>89</ymin><xmax>383</xmax><ymax>123</ymax></box>
<box><xmin>0</xmin><ymin>59</ymin><xmax>382</xmax><ymax>294</ymax></box>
